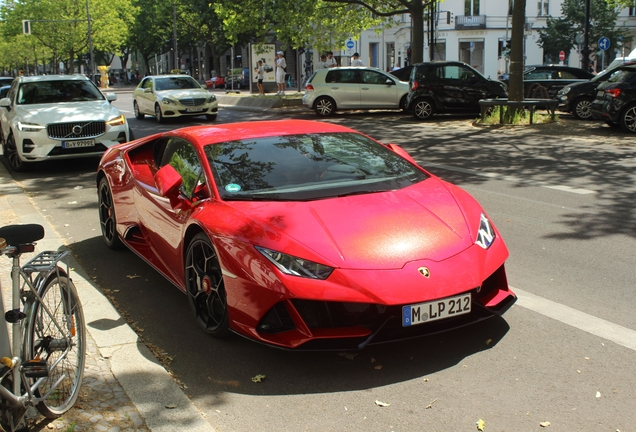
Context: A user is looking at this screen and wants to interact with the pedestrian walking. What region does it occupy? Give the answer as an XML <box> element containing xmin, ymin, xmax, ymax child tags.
<box><xmin>316</xmin><ymin>54</ymin><xmax>329</xmax><ymax>69</ymax></box>
<box><xmin>255</xmin><ymin>60</ymin><xmax>265</xmax><ymax>95</ymax></box>
<box><xmin>326</xmin><ymin>51</ymin><xmax>337</xmax><ymax>68</ymax></box>
<box><xmin>275</xmin><ymin>51</ymin><xmax>287</xmax><ymax>95</ymax></box>
<box><xmin>351</xmin><ymin>53</ymin><xmax>363</xmax><ymax>66</ymax></box>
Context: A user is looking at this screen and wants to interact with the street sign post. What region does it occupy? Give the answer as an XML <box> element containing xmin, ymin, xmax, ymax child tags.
<box><xmin>598</xmin><ymin>36</ymin><xmax>610</xmax><ymax>51</ymax></box>
<box><xmin>559</xmin><ymin>51</ymin><xmax>565</xmax><ymax>63</ymax></box>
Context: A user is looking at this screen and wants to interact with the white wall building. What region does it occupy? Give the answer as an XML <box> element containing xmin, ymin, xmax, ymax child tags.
<box><xmin>343</xmin><ymin>0</ymin><xmax>636</xmax><ymax>79</ymax></box>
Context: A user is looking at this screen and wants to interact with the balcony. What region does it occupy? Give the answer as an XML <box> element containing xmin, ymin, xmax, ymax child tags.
<box><xmin>455</xmin><ymin>15</ymin><xmax>487</xmax><ymax>29</ymax></box>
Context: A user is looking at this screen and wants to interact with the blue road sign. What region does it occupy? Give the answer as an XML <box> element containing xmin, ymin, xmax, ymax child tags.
<box><xmin>598</xmin><ymin>36</ymin><xmax>610</xmax><ymax>51</ymax></box>
<box><xmin>346</xmin><ymin>39</ymin><xmax>355</xmax><ymax>50</ymax></box>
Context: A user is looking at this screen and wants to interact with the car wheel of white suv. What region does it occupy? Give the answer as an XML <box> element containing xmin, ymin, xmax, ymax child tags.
<box><xmin>315</xmin><ymin>97</ymin><xmax>335</xmax><ymax>116</ymax></box>
<box><xmin>3</xmin><ymin>133</ymin><xmax>27</xmax><ymax>172</ymax></box>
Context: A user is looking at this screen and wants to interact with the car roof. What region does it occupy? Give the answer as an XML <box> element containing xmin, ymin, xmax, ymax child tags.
<box><xmin>315</xmin><ymin>67</ymin><xmax>385</xmax><ymax>72</ymax></box>
<box><xmin>411</xmin><ymin>61</ymin><xmax>471</xmax><ymax>67</ymax></box>
<box><xmin>147</xmin><ymin>75</ymin><xmax>197</xmax><ymax>79</ymax></box>
<box><xmin>18</xmin><ymin>74</ymin><xmax>90</xmax><ymax>83</ymax></box>
<box><xmin>165</xmin><ymin>120</ymin><xmax>362</xmax><ymax>146</ymax></box>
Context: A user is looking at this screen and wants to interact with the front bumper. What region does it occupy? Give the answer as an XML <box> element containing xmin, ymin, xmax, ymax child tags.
<box><xmin>161</xmin><ymin>101</ymin><xmax>218</xmax><ymax>118</ymax></box>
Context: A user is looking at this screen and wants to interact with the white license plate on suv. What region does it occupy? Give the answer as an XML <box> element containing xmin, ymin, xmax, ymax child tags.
<box><xmin>402</xmin><ymin>293</ymin><xmax>471</xmax><ymax>327</ymax></box>
<box><xmin>186</xmin><ymin>107</ymin><xmax>203</xmax><ymax>112</ymax></box>
<box><xmin>62</xmin><ymin>139</ymin><xmax>95</xmax><ymax>149</ymax></box>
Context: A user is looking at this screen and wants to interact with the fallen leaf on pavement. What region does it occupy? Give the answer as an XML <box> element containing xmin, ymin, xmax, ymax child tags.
<box><xmin>375</xmin><ymin>400</ymin><xmax>390</xmax><ymax>407</ymax></box>
<box><xmin>374</xmin><ymin>365</ymin><xmax>382</xmax><ymax>370</ymax></box>
<box><xmin>485</xmin><ymin>339</ymin><xmax>492</xmax><ymax>346</ymax></box>
<box><xmin>426</xmin><ymin>398</ymin><xmax>438</xmax><ymax>409</ymax></box>
<box><xmin>338</xmin><ymin>352</ymin><xmax>357</xmax><ymax>360</ymax></box>
<box><xmin>596</xmin><ymin>391</ymin><xmax>601</xmax><ymax>399</ymax></box>
<box><xmin>165</xmin><ymin>404</ymin><xmax>177</xmax><ymax>409</ymax></box>
<box><xmin>476</xmin><ymin>419</ymin><xmax>485</xmax><ymax>431</ymax></box>
<box><xmin>539</xmin><ymin>421</ymin><xmax>551</xmax><ymax>427</ymax></box>
<box><xmin>252</xmin><ymin>374</ymin><xmax>266</xmax><ymax>383</ymax></box>
<box><xmin>127</xmin><ymin>275</ymin><xmax>141</xmax><ymax>279</ymax></box>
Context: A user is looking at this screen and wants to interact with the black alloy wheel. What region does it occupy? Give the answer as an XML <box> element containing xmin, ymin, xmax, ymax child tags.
<box><xmin>412</xmin><ymin>99</ymin><xmax>435</xmax><ymax>120</ymax></box>
<box><xmin>3</xmin><ymin>133</ymin><xmax>27</xmax><ymax>172</ymax></box>
<box><xmin>154</xmin><ymin>104</ymin><xmax>164</xmax><ymax>124</ymax></box>
<box><xmin>314</xmin><ymin>97</ymin><xmax>335</xmax><ymax>116</ymax></box>
<box><xmin>98</xmin><ymin>177</ymin><xmax>124</xmax><ymax>250</ymax></box>
<box><xmin>185</xmin><ymin>233</ymin><xmax>230</xmax><ymax>337</ymax></box>
<box><xmin>620</xmin><ymin>104</ymin><xmax>636</xmax><ymax>133</ymax></box>
<box><xmin>573</xmin><ymin>97</ymin><xmax>593</xmax><ymax>119</ymax></box>
<box><xmin>133</xmin><ymin>100</ymin><xmax>145</xmax><ymax>120</ymax></box>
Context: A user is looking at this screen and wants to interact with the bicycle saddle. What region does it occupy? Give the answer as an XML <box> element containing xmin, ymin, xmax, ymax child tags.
<box><xmin>0</xmin><ymin>224</ymin><xmax>45</xmax><ymax>246</ymax></box>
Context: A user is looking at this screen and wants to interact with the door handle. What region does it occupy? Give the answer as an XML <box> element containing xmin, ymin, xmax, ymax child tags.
<box><xmin>330</xmin><ymin>87</ymin><xmax>339</xmax><ymax>90</ymax></box>
<box><xmin>361</xmin><ymin>87</ymin><xmax>370</xmax><ymax>90</ymax></box>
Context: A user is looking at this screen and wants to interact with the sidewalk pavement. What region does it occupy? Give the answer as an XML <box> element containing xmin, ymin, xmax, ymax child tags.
<box><xmin>0</xmin><ymin>163</ymin><xmax>215</xmax><ymax>431</ymax></box>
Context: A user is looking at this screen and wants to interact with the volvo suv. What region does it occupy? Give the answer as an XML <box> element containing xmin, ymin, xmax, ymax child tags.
<box><xmin>406</xmin><ymin>61</ymin><xmax>507</xmax><ymax>120</ymax></box>
<box><xmin>590</xmin><ymin>64</ymin><xmax>636</xmax><ymax>133</ymax></box>
<box><xmin>0</xmin><ymin>74</ymin><xmax>130</xmax><ymax>172</ymax></box>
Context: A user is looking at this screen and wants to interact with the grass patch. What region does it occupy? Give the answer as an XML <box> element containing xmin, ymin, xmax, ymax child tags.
<box><xmin>478</xmin><ymin>105</ymin><xmax>558</xmax><ymax>125</ymax></box>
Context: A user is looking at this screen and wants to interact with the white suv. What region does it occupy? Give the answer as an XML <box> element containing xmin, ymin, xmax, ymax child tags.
<box><xmin>0</xmin><ymin>74</ymin><xmax>130</xmax><ymax>171</ymax></box>
<box><xmin>302</xmin><ymin>67</ymin><xmax>410</xmax><ymax>116</ymax></box>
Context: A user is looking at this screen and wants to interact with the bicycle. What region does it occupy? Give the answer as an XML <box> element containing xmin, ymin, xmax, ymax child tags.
<box><xmin>0</xmin><ymin>224</ymin><xmax>86</xmax><ymax>432</ymax></box>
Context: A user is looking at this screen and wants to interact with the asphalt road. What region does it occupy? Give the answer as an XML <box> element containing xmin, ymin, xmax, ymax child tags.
<box><xmin>4</xmin><ymin>92</ymin><xmax>636</xmax><ymax>431</ymax></box>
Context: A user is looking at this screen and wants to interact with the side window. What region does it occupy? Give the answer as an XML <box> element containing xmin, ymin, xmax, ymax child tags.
<box><xmin>525</xmin><ymin>69</ymin><xmax>551</xmax><ymax>80</ymax></box>
<box><xmin>362</xmin><ymin>71</ymin><xmax>391</xmax><ymax>85</ymax></box>
<box><xmin>556</xmin><ymin>71</ymin><xmax>577</xmax><ymax>79</ymax></box>
<box><xmin>7</xmin><ymin>81</ymin><xmax>18</xmax><ymax>103</ymax></box>
<box><xmin>414</xmin><ymin>66</ymin><xmax>429</xmax><ymax>80</ymax></box>
<box><xmin>160</xmin><ymin>138</ymin><xmax>204</xmax><ymax>198</ymax></box>
<box><xmin>326</xmin><ymin>70</ymin><xmax>359</xmax><ymax>84</ymax></box>
<box><xmin>141</xmin><ymin>78</ymin><xmax>153</xmax><ymax>90</ymax></box>
<box><xmin>441</xmin><ymin>66</ymin><xmax>461</xmax><ymax>80</ymax></box>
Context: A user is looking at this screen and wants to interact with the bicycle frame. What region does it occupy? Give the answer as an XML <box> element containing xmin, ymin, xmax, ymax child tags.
<box><xmin>0</xmin><ymin>248</ymin><xmax>72</xmax><ymax>412</ymax></box>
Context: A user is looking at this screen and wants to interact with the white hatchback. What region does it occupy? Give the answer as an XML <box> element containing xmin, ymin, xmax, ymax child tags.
<box><xmin>302</xmin><ymin>67</ymin><xmax>410</xmax><ymax>116</ymax></box>
<box><xmin>0</xmin><ymin>74</ymin><xmax>130</xmax><ymax>172</ymax></box>
<box><xmin>133</xmin><ymin>75</ymin><xmax>218</xmax><ymax>123</ymax></box>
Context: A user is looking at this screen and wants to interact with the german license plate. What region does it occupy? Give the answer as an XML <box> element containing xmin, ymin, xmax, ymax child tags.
<box><xmin>402</xmin><ymin>293</ymin><xmax>471</xmax><ymax>327</ymax></box>
<box><xmin>62</xmin><ymin>139</ymin><xmax>95</xmax><ymax>149</ymax></box>
<box><xmin>186</xmin><ymin>107</ymin><xmax>203</xmax><ymax>112</ymax></box>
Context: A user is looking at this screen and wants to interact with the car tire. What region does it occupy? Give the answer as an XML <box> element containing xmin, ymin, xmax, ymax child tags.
<box><xmin>314</xmin><ymin>96</ymin><xmax>336</xmax><ymax>116</ymax></box>
<box><xmin>2</xmin><ymin>133</ymin><xmax>27</xmax><ymax>172</ymax></box>
<box><xmin>572</xmin><ymin>97</ymin><xmax>593</xmax><ymax>120</ymax></box>
<box><xmin>154</xmin><ymin>104</ymin><xmax>164</xmax><ymax>124</ymax></box>
<box><xmin>185</xmin><ymin>232</ymin><xmax>231</xmax><ymax>337</ymax></box>
<box><xmin>206</xmin><ymin>114</ymin><xmax>217</xmax><ymax>121</ymax></box>
<box><xmin>133</xmin><ymin>100</ymin><xmax>145</xmax><ymax>120</ymax></box>
<box><xmin>400</xmin><ymin>95</ymin><xmax>409</xmax><ymax>113</ymax></box>
<box><xmin>97</xmin><ymin>177</ymin><xmax>125</xmax><ymax>250</ymax></box>
<box><xmin>412</xmin><ymin>98</ymin><xmax>435</xmax><ymax>120</ymax></box>
<box><xmin>620</xmin><ymin>104</ymin><xmax>636</xmax><ymax>133</ymax></box>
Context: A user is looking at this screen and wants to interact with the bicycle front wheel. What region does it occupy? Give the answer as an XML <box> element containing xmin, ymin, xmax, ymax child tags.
<box><xmin>24</xmin><ymin>269</ymin><xmax>86</xmax><ymax>418</ymax></box>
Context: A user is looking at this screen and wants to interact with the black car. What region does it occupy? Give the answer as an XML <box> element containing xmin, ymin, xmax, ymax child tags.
<box><xmin>501</xmin><ymin>65</ymin><xmax>593</xmax><ymax>99</ymax></box>
<box><xmin>590</xmin><ymin>64</ymin><xmax>636</xmax><ymax>133</ymax></box>
<box><xmin>406</xmin><ymin>61</ymin><xmax>507</xmax><ymax>120</ymax></box>
<box><xmin>0</xmin><ymin>77</ymin><xmax>14</xmax><ymax>87</ymax></box>
<box><xmin>557</xmin><ymin>62</ymin><xmax>636</xmax><ymax>119</ymax></box>
<box><xmin>390</xmin><ymin>65</ymin><xmax>412</xmax><ymax>82</ymax></box>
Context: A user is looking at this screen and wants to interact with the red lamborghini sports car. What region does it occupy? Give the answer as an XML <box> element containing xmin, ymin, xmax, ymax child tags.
<box><xmin>96</xmin><ymin>120</ymin><xmax>516</xmax><ymax>350</ymax></box>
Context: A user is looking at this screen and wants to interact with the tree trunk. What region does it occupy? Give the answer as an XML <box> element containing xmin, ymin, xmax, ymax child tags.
<box><xmin>508</xmin><ymin>0</ymin><xmax>525</xmax><ymax>102</ymax></box>
<box><xmin>410</xmin><ymin>2</ymin><xmax>425</xmax><ymax>64</ymax></box>
<box><xmin>68</xmin><ymin>49</ymin><xmax>76</xmax><ymax>74</ymax></box>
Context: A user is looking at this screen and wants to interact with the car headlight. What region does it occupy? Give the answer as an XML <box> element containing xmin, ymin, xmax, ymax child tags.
<box><xmin>475</xmin><ymin>213</ymin><xmax>496</xmax><ymax>250</ymax></box>
<box><xmin>105</xmin><ymin>114</ymin><xmax>126</xmax><ymax>126</ymax></box>
<box><xmin>560</xmin><ymin>87</ymin><xmax>571</xmax><ymax>95</ymax></box>
<box><xmin>255</xmin><ymin>246</ymin><xmax>334</xmax><ymax>280</ymax></box>
<box><xmin>17</xmin><ymin>122</ymin><xmax>45</xmax><ymax>132</ymax></box>
<box><xmin>206</xmin><ymin>95</ymin><xmax>216</xmax><ymax>103</ymax></box>
<box><xmin>162</xmin><ymin>98</ymin><xmax>177</xmax><ymax>105</ymax></box>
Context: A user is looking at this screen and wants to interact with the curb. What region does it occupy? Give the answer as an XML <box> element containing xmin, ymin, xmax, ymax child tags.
<box><xmin>0</xmin><ymin>162</ymin><xmax>215</xmax><ymax>432</ymax></box>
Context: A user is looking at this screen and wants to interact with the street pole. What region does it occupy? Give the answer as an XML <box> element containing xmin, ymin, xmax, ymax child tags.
<box><xmin>581</xmin><ymin>0</ymin><xmax>591</xmax><ymax>70</ymax></box>
<box><xmin>173</xmin><ymin>4</ymin><xmax>178</xmax><ymax>71</ymax></box>
<box><xmin>86</xmin><ymin>0</ymin><xmax>94</xmax><ymax>78</ymax></box>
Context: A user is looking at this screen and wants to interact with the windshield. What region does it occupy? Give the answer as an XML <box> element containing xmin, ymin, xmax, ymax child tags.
<box><xmin>155</xmin><ymin>77</ymin><xmax>201</xmax><ymax>91</ymax></box>
<box><xmin>206</xmin><ymin>133</ymin><xmax>428</xmax><ymax>201</ymax></box>
<box><xmin>607</xmin><ymin>69</ymin><xmax>636</xmax><ymax>83</ymax></box>
<box><xmin>17</xmin><ymin>80</ymin><xmax>103</xmax><ymax>105</ymax></box>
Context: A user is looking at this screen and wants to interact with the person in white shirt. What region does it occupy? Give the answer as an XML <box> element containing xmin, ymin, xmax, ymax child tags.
<box><xmin>326</xmin><ymin>51</ymin><xmax>337</xmax><ymax>68</ymax></box>
<box><xmin>351</xmin><ymin>53</ymin><xmax>364</xmax><ymax>66</ymax></box>
<box><xmin>255</xmin><ymin>60</ymin><xmax>265</xmax><ymax>95</ymax></box>
<box><xmin>316</xmin><ymin>54</ymin><xmax>329</xmax><ymax>69</ymax></box>
<box><xmin>275</xmin><ymin>51</ymin><xmax>287</xmax><ymax>95</ymax></box>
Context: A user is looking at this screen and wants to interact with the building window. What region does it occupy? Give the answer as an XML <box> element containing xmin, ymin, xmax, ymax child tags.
<box><xmin>433</xmin><ymin>41</ymin><xmax>446</xmax><ymax>61</ymax></box>
<box><xmin>386</xmin><ymin>42</ymin><xmax>395</xmax><ymax>71</ymax></box>
<box><xmin>459</xmin><ymin>40</ymin><xmax>484</xmax><ymax>74</ymax></box>
<box><xmin>630</xmin><ymin>0</ymin><xmax>636</xmax><ymax>16</ymax></box>
<box><xmin>508</xmin><ymin>0</ymin><xmax>514</xmax><ymax>15</ymax></box>
<box><xmin>464</xmin><ymin>0</ymin><xmax>480</xmax><ymax>16</ymax></box>
<box><xmin>538</xmin><ymin>0</ymin><xmax>549</xmax><ymax>16</ymax></box>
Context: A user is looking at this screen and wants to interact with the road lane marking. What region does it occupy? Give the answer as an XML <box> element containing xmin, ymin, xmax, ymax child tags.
<box><xmin>425</xmin><ymin>163</ymin><xmax>596</xmax><ymax>195</ymax></box>
<box><xmin>512</xmin><ymin>287</ymin><xmax>636</xmax><ymax>352</ymax></box>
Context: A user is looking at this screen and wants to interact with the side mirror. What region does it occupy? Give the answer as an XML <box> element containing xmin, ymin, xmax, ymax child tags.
<box><xmin>155</xmin><ymin>164</ymin><xmax>182</xmax><ymax>200</ymax></box>
<box><xmin>386</xmin><ymin>143</ymin><xmax>418</xmax><ymax>166</ymax></box>
<box><xmin>105</xmin><ymin>93</ymin><xmax>117</xmax><ymax>102</ymax></box>
<box><xmin>0</xmin><ymin>98</ymin><xmax>11</xmax><ymax>108</ymax></box>
<box><xmin>144</xmin><ymin>87</ymin><xmax>152</xmax><ymax>93</ymax></box>
<box><xmin>386</xmin><ymin>79</ymin><xmax>395</xmax><ymax>85</ymax></box>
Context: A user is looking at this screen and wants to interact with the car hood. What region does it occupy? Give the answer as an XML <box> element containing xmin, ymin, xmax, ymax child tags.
<box><xmin>156</xmin><ymin>89</ymin><xmax>209</xmax><ymax>98</ymax></box>
<box><xmin>14</xmin><ymin>101</ymin><xmax>121</xmax><ymax>124</ymax></box>
<box><xmin>227</xmin><ymin>178</ymin><xmax>474</xmax><ymax>270</ymax></box>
